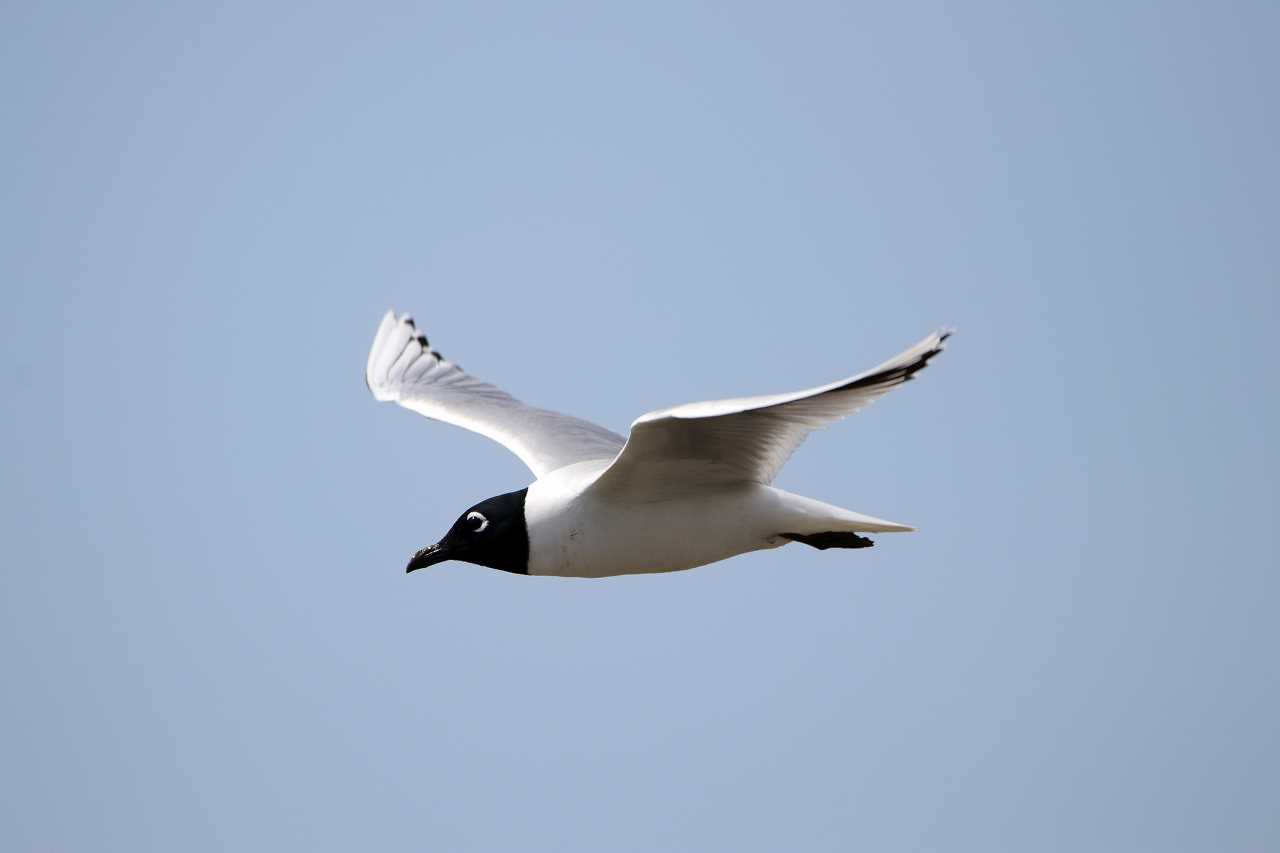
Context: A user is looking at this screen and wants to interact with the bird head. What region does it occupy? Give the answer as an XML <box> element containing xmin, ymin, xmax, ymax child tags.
<box><xmin>406</xmin><ymin>488</ymin><xmax>529</xmax><ymax>575</ymax></box>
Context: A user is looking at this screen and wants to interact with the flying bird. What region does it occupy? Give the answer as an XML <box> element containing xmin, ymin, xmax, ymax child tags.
<box><xmin>367</xmin><ymin>311</ymin><xmax>950</xmax><ymax>578</ymax></box>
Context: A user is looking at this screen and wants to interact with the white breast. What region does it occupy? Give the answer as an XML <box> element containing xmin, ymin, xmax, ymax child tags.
<box><xmin>524</xmin><ymin>462</ymin><xmax>788</xmax><ymax>578</ymax></box>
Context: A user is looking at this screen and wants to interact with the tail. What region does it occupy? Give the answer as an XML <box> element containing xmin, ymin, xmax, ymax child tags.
<box><xmin>772</xmin><ymin>488</ymin><xmax>915</xmax><ymax>534</ymax></box>
<box><xmin>825</xmin><ymin>508</ymin><xmax>915</xmax><ymax>533</ymax></box>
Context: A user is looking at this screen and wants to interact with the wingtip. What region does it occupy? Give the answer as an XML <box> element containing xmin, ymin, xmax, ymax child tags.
<box><xmin>368</xmin><ymin>308</ymin><xmax>425</xmax><ymax>400</ymax></box>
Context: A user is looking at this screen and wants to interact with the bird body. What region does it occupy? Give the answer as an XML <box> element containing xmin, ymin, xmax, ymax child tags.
<box><xmin>366</xmin><ymin>310</ymin><xmax>949</xmax><ymax>579</ymax></box>
<box><xmin>524</xmin><ymin>460</ymin><xmax>913</xmax><ymax>577</ymax></box>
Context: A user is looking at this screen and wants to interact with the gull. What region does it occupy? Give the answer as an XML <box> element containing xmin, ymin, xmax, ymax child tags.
<box><xmin>366</xmin><ymin>311</ymin><xmax>950</xmax><ymax>578</ymax></box>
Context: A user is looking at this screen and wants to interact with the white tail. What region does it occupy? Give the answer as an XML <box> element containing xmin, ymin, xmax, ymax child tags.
<box><xmin>772</xmin><ymin>488</ymin><xmax>915</xmax><ymax>533</ymax></box>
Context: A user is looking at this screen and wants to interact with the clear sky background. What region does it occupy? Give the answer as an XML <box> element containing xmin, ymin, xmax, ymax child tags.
<box><xmin>4</xmin><ymin>2</ymin><xmax>1277</xmax><ymax>850</ymax></box>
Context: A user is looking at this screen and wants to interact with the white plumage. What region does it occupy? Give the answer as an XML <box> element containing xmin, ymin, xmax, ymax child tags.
<box><xmin>367</xmin><ymin>310</ymin><xmax>950</xmax><ymax>578</ymax></box>
<box><xmin>366</xmin><ymin>312</ymin><xmax>624</xmax><ymax>476</ymax></box>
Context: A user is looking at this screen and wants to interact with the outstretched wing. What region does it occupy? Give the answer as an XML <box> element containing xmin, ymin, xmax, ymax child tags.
<box><xmin>590</xmin><ymin>330</ymin><xmax>951</xmax><ymax>496</ymax></box>
<box><xmin>366</xmin><ymin>310</ymin><xmax>625</xmax><ymax>478</ymax></box>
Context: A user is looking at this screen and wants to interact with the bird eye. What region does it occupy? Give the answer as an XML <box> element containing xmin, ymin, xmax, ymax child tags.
<box><xmin>466</xmin><ymin>511</ymin><xmax>489</xmax><ymax>533</ymax></box>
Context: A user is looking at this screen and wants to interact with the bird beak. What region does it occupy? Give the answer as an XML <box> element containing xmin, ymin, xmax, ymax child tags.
<box><xmin>406</xmin><ymin>542</ymin><xmax>451</xmax><ymax>573</ymax></box>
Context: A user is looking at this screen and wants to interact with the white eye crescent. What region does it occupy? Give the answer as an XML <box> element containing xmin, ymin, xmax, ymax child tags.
<box><xmin>466</xmin><ymin>511</ymin><xmax>489</xmax><ymax>533</ymax></box>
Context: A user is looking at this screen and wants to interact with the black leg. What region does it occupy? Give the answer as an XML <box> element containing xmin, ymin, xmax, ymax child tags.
<box><xmin>781</xmin><ymin>531</ymin><xmax>875</xmax><ymax>550</ymax></box>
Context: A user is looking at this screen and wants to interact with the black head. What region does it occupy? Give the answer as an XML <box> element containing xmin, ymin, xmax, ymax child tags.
<box><xmin>406</xmin><ymin>488</ymin><xmax>529</xmax><ymax>575</ymax></box>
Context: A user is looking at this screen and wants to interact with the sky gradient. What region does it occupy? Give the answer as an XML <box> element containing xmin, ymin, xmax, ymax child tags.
<box><xmin>4</xmin><ymin>2</ymin><xmax>1278</xmax><ymax>850</ymax></box>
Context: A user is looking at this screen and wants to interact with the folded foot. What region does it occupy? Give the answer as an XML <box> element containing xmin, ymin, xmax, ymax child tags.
<box><xmin>780</xmin><ymin>531</ymin><xmax>875</xmax><ymax>550</ymax></box>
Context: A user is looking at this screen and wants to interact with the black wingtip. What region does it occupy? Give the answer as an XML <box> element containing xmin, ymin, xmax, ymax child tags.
<box><xmin>837</xmin><ymin>330</ymin><xmax>951</xmax><ymax>391</ymax></box>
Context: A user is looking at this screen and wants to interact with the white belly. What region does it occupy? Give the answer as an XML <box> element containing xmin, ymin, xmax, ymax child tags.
<box><xmin>524</xmin><ymin>462</ymin><xmax>786</xmax><ymax>578</ymax></box>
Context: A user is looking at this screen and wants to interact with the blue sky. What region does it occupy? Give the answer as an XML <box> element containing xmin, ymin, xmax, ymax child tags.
<box><xmin>3</xmin><ymin>2</ymin><xmax>1277</xmax><ymax>850</ymax></box>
